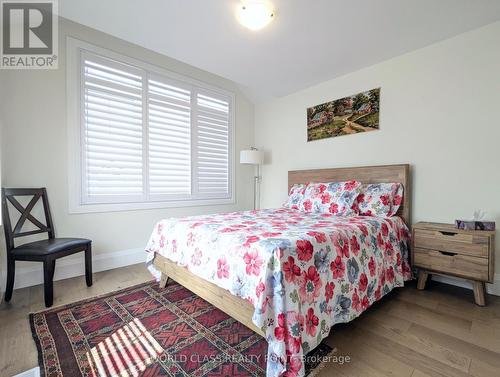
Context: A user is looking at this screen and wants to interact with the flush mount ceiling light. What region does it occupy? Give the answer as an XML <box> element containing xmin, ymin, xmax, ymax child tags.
<box><xmin>237</xmin><ymin>1</ymin><xmax>275</xmax><ymax>31</ymax></box>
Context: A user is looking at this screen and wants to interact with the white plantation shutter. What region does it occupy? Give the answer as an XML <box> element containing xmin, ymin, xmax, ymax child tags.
<box><xmin>78</xmin><ymin>49</ymin><xmax>233</xmax><ymax>208</ymax></box>
<box><xmin>81</xmin><ymin>53</ymin><xmax>145</xmax><ymax>203</ymax></box>
<box><xmin>148</xmin><ymin>76</ymin><xmax>192</xmax><ymax>198</ymax></box>
<box><xmin>194</xmin><ymin>91</ymin><xmax>231</xmax><ymax>198</ymax></box>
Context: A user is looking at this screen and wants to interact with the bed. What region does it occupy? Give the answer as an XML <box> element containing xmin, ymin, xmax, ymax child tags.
<box><xmin>145</xmin><ymin>164</ymin><xmax>411</xmax><ymax>377</ymax></box>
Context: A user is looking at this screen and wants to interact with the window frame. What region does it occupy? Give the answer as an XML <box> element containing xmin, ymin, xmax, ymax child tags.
<box><xmin>67</xmin><ymin>37</ymin><xmax>235</xmax><ymax>214</ymax></box>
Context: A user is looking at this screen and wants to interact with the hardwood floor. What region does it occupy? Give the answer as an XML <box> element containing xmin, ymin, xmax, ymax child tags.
<box><xmin>1</xmin><ymin>264</ymin><xmax>499</xmax><ymax>377</ymax></box>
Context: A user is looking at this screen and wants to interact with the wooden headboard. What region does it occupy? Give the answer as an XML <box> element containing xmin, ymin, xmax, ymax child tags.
<box><xmin>288</xmin><ymin>164</ymin><xmax>411</xmax><ymax>227</ymax></box>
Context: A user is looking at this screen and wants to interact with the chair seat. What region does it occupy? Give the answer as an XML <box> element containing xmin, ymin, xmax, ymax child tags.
<box><xmin>12</xmin><ymin>238</ymin><xmax>91</xmax><ymax>257</ymax></box>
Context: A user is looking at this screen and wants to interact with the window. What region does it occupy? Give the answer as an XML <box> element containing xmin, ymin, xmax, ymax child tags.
<box><xmin>67</xmin><ymin>39</ymin><xmax>234</xmax><ymax>212</ymax></box>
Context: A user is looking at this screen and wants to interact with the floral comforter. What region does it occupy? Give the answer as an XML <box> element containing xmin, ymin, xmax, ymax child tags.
<box><xmin>145</xmin><ymin>208</ymin><xmax>411</xmax><ymax>377</ymax></box>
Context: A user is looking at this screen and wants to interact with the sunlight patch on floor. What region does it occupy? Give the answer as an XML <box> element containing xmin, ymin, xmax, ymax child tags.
<box><xmin>87</xmin><ymin>318</ymin><xmax>164</xmax><ymax>377</ymax></box>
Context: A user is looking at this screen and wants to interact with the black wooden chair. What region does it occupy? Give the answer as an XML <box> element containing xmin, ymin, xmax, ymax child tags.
<box><xmin>2</xmin><ymin>188</ymin><xmax>92</xmax><ymax>307</ymax></box>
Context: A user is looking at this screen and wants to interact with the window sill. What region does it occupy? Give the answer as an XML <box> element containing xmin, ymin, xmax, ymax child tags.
<box><xmin>68</xmin><ymin>197</ymin><xmax>236</xmax><ymax>214</ymax></box>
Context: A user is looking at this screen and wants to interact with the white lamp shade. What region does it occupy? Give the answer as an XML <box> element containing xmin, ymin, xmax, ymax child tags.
<box><xmin>240</xmin><ymin>149</ymin><xmax>264</xmax><ymax>165</ymax></box>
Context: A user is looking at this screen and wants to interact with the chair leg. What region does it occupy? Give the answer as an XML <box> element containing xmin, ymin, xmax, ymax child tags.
<box><xmin>85</xmin><ymin>243</ymin><xmax>93</xmax><ymax>287</ymax></box>
<box><xmin>4</xmin><ymin>257</ymin><xmax>15</xmax><ymax>302</ymax></box>
<box><xmin>51</xmin><ymin>260</ymin><xmax>56</xmax><ymax>280</ymax></box>
<box><xmin>43</xmin><ymin>258</ymin><xmax>54</xmax><ymax>307</ymax></box>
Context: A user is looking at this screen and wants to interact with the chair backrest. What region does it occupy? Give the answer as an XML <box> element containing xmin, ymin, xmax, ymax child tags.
<box><xmin>1</xmin><ymin>188</ymin><xmax>55</xmax><ymax>252</ymax></box>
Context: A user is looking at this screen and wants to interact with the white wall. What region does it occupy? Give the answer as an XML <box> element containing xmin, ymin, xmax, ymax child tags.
<box><xmin>0</xmin><ymin>18</ymin><xmax>255</xmax><ymax>289</ymax></box>
<box><xmin>255</xmin><ymin>22</ymin><xmax>500</xmax><ymax>292</ymax></box>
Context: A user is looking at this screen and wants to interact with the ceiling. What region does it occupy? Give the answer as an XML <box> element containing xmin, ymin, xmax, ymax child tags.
<box><xmin>60</xmin><ymin>0</ymin><xmax>500</xmax><ymax>101</ymax></box>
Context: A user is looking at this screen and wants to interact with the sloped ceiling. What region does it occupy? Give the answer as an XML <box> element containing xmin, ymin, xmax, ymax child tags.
<box><xmin>60</xmin><ymin>0</ymin><xmax>500</xmax><ymax>101</ymax></box>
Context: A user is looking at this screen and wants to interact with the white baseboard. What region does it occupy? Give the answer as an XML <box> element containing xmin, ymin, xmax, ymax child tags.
<box><xmin>431</xmin><ymin>273</ymin><xmax>500</xmax><ymax>296</ymax></box>
<box><xmin>0</xmin><ymin>247</ymin><xmax>146</xmax><ymax>292</ymax></box>
<box><xmin>2</xmin><ymin>246</ymin><xmax>498</xmax><ymax>299</ymax></box>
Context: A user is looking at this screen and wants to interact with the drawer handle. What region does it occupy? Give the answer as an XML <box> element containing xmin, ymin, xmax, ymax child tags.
<box><xmin>439</xmin><ymin>231</ymin><xmax>457</xmax><ymax>237</ymax></box>
<box><xmin>438</xmin><ymin>250</ymin><xmax>457</xmax><ymax>257</ymax></box>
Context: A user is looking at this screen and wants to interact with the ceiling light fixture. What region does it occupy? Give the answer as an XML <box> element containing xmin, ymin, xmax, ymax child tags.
<box><xmin>237</xmin><ymin>1</ymin><xmax>275</xmax><ymax>31</ymax></box>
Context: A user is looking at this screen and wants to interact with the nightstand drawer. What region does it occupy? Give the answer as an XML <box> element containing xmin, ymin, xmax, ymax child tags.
<box><xmin>413</xmin><ymin>247</ymin><xmax>489</xmax><ymax>281</ymax></box>
<box><xmin>414</xmin><ymin>228</ymin><xmax>489</xmax><ymax>258</ymax></box>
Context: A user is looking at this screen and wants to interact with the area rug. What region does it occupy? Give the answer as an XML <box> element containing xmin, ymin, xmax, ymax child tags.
<box><xmin>30</xmin><ymin>280</ymin><xmax>334</xmax><ymax>377</ymax></box>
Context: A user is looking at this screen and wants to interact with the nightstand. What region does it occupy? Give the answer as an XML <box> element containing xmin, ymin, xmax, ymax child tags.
<box><xmin>412</xmin><ymin>222</ymin><xmax>495</xmax><ymax>306</ymax></box>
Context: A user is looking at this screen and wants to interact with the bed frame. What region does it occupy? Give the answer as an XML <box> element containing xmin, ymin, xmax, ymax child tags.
<box><xmin>153</xmin><ymin>164</ymin><xmax>411</xmax><ymax>337</ymax></box>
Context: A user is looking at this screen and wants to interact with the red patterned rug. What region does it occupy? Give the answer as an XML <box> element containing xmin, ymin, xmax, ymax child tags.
<box><xmin>30</xmin><ymin>280</ymin><xmax>333</xmax><ymax>376</ymax></box>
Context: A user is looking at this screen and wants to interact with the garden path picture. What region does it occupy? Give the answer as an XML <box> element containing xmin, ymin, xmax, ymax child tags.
<box><xmin>307</xmin><ymin>88</ymin><xmax>380</xmax><ymax>141</ymax></box>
